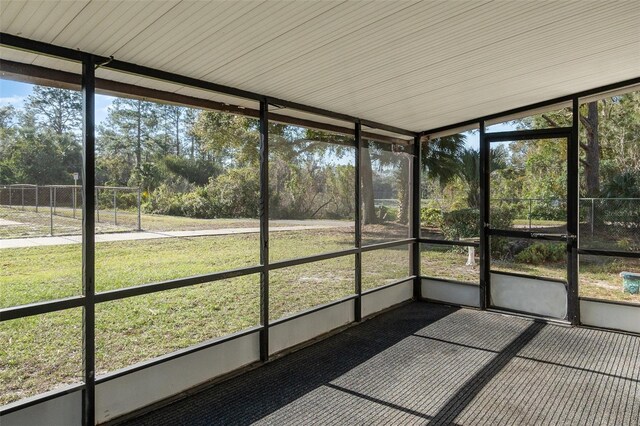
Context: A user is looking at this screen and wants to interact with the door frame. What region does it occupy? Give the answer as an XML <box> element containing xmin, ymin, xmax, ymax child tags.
<box><xmin>479</xmin><ymin>126</ymin><xmax>579</xmax><ymax>322</ymax></box>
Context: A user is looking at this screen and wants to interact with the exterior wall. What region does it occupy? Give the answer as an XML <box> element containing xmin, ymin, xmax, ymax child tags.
<box><xmin>421</xmin><ymin>278</ymin><xmax>480</xmax><ymax>308</ymax></box>
<box><xmin>361</xmin><ymin>281</ymin><xmax>413</xmax><ymax>318</ymax></box>
<box><xmin>0</xmin><ymin>390</ymin><xmax>82</xmax><ymax>426</ymax></box>
<box><xmin>580</xmin><ymin>299</ymin><xmax>640</xmax><ymax>334</ymax></box>
<box><xmin>490</xmin><ymin>272</ymin><xmax>567</xmax><ymax>319</ymax></box>
<box><xmin>269</xmin><ymin>300</ymin><xmax>354</xmax><ymax>355</ymax></box>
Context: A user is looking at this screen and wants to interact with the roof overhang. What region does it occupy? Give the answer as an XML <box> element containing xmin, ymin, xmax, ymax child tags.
<box><xmin>1</xmin><ymin>1</ymin><xmax>639</xmax><ymax>134</ymax></box>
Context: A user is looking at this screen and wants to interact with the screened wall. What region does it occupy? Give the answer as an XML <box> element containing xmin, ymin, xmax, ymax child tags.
<box><xmin>1</xmin><ymin>33</ymin><xmax>639</xmax><ymax>426</ymax></box>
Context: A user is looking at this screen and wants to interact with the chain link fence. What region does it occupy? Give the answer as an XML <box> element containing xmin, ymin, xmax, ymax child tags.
<box><xmin>579</xmin><ymin>198</ymin><xmax>640</xmax><ymax>251</ymax></box>
<box><xmin>419</xmin><ymin>196</ymin><xmax>639</xmax><ymax>250</ymax></box>
<box><xmin>0</xmin><ymin>184</ymin><xmax>141</xmax><ymax>238</ymax></box>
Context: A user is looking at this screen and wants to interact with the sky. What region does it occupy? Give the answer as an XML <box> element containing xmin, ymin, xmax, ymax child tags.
<box><xmin>1</xmin><ymin>78</ymin><xmax>517</xmax><ymax>141</ymax></box>
<box><xmin>1</xmin><ymin>78</ymin><xmax>114</xmax><ymax>124</ymax></box>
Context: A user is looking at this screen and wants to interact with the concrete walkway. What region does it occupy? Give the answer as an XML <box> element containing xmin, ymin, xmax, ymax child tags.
<box><xmin>0</xmin><ymin>223</ymin><xmax>352</xmax><ymax>250</ymax></box>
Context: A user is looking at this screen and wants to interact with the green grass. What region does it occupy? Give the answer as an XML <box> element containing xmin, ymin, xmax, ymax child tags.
<box><xmin>0</xmin><ymin>205</ymin><xmax>356</xmax><ymax>239</ymax></box>
<box><xmin>1</xmin><ymin>227</ymin><xmax>409</xmax><ymax>405</ymax></box>
<box><xmin>1</xmin><ymin>225</ymin><xmax>637</xmax><ymax>406</ymax></box>
<box><xmin>421</xmin><ymin>246</ymin><xmax>640</xmax><ymax>304</ymax></box>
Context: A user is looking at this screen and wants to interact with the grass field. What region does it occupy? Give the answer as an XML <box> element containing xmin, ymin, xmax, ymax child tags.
<box><xmin>1</xmin><ymin>216</ymin><xmax>637</xmax><ymax>405</ymax></box>
<box><xmin>421</xmin><ymin>245</ymin><xmax>640</xmax><ymax>303</ymax></box>
<box><xmin>0</xmin><ymin>226</ymin><xmax>409</xmax><ymax>405</ymax></box>
<box><xmin>0</xmin><ymin>205</ymin><xmax>355</xmax><ymax>238</ymax></box>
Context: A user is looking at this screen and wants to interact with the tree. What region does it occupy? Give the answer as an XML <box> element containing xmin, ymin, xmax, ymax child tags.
<box><xmin>97</xmin><ymin>98</ymin><xmax>161</xmax><ymax>180</ymax></box>
<box><xmin>0</xmin><ymin>102</ymin><xmax>81</xmax><ymax>185</ymax></box>
<box><xmin>24</xmin><ymin>86</ymin><xmax>81</xmax><ymax>135</ymax></box>
<box><xmin>191</xmin><ymin>111</ymin><xmax>260</xmax><ymax>167</ymax></box>
<box><xmin>458</xmin><ymin>145</ymin><xmax>508</xmax><ymax>208</ymax></box>
<box><xmin>579</xmin><ymin>102</ymin><xmax>600</xmax><ymax>197</ymax></box>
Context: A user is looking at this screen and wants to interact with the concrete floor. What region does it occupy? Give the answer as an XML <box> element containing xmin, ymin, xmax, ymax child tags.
<box><xmin>120</xmin><ymin>303</ymin><xmax>639</xmax><ymax>425</ymax></box>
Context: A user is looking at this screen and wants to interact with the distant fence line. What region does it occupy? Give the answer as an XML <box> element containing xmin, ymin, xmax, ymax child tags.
<box><xmin>384</xmin><ymin>197</ymin><xmax>639</xmax><ymax>237</ymax></box>
<box><xmin>0</xmin><ymin>184</ymin><xmax>141</xmax><ymax>236</ymax></box>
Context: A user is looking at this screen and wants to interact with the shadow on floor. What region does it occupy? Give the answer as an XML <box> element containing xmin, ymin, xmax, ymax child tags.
<box><xmin>119</xmin><ymin>303</ymin><xmax>458</xmax><ymax>425</ymax></box>
<box><xmin>119</xmin><ymin>302</ymin><xmax>639</xmax><ymax>425</ymax></box>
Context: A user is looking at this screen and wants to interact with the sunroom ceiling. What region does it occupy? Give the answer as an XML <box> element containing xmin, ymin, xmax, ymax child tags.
<box><xmin>1</xmin><ymin>0</ymin><xmax>639</xmax><ymax>133</ymax></box>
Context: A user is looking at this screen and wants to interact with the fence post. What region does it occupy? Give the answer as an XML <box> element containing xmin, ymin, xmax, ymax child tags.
<box><xmin>528</xmin><ymin>199</ymin><xmax>532</xmax><ymax>230</ymax></box>
<box><xmin>73</xmin><ymin>185</ymin><xmax>77</xmax><ymax>219</ymax></box>
<box><xmin>53</xmin><ymin>186</ymin><xmax>57</xmax><ymax>215</ymax></box>
<box><xmin>35</xmin><ymin>185</ymin><xmax>39</xmax><ymax>213</ymax></box>
<box><xmin>96</xmin><ymin>188</ymin><xmax>100</xmax><ymax>222</ymax></box>
<box><xmin>9</xmin><ymin>186</ymin><xmax>12</xmax><ymax>209</ymax></box>
<box><xmin>49</xmin><ymin>186</ymin><xmax>54</xmax><ymax>236</ymax></box>
<box><xmin>113</xmin><ymin>189</ymin><xmax>117</xmax><ymax>226</ymax></box>
<box><xmin>21</xmin><ymin>187</ymin><xmax>25</xmax><ymax>211</ymax></box>
<box><xmin>591</xmin><ymin>198</ymin><xmax>595</xmax><ymax>237</ymax></box>
<box><xmin>137</xmin><ymin>187</ymin><xmax>142</xmax><ymax>231</ymax></box>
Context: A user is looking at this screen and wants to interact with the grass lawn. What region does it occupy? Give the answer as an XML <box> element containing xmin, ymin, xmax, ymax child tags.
<box><xmin>1</xmin><ymin>224</ymin><xmax>636</xmax><ymax>406</ymax></box>
<box><xmin>1</xmin><ymin>227</ymin><xmax>410</xmax><ymax>405</ymax></box>
<box><xmin>0</xmin><ymin>206</ymin><xmax>355</xmax><ymax>238</ymax></box>
<box><xmin>421</xmin><ymin>246</ymin><xmax>640</xmax><ymax>304</ymax></box>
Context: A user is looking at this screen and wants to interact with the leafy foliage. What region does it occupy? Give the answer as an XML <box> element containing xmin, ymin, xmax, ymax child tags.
<box><xmin>515</xmin><ymin>242</ymin><xmax>565</xmax><ymax>264</ymax></box>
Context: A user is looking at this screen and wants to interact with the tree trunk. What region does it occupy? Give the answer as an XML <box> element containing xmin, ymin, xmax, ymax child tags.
<box><xmin>135</xmin><ymin>100</ymin><xmax>142</xmax><ymax>169</ymax></box>
<box><xmin>175</xmin><ymin>112</ymin><xmax>180</xmax><ymax>156</ymax></box>
<box><xmin>361</xmin><ymin>147</ymin><xmax>376</xmax><ymax>225</ymax></box>
<box><xmin>397</xmin><ymin>160</ymin><xmax>409</xmax><ymax>224</ymax></box>
<box><xmin>583</xmin><ymin>102</ymin><xmax>600</xmax><ymax>197</ymax></box>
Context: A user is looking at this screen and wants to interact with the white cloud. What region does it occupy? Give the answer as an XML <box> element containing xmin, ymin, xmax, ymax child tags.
<box><xmin>0</xmin><ymin>96</ymin><xmax>25</xmax><ymax>107</ymax></box>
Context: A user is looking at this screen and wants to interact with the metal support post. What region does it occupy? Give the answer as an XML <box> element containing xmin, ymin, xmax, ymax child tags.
<box><xmin>259</xmin><ymin>99</ymin><xmax>270</xmax><ymax>362</ymax></box>
<box><xmin>354</xmin><ymin>121</ymin><xmax>362</xmax><ymax>321</ymax></box>
<box><xmin>137</xmin><ymin>188</ymin><xmax>142</xmax><ymax>231</ymax></box>
<box><xmin>81</xmin><ymin>53</ymin><xmax>96</xmax><ymax>426</ymax></box>
<box><xmin>113</xmin><ymin>189</ymin><xmax>117</xmax><ymax>226</ymax></box>
<box><xmin>479</xmin><ymin>120</ymin><xmax>490</xmax><ymax>309</ymax></box>
<box><xmin>49</xmin><ymin>186</ymin><xmax>54</xmax><ymax>236</ymax></box>
<box><xmin>411</xmin><ymin>134</ymin><xmax>422</xmax><ymax>300</ymax></box>
<box><xmin>591</xmin><ymin>198</ymin><xmax>595</xmax><ymax>237</ymax></box>
<box><xmin>567</xmin><ymin>98</ymin><xmax>580</xmax><ymax>325</ymax></box>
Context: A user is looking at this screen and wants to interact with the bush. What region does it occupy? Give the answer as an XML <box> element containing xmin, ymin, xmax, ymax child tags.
<box><xmin>515</xmin><ymin>242</ymin><xmax>565</xmax><ymax>264</ymax></box>
<box><xmin>420</xmin><ymin>207</ymin><xmax>443</xmax><ymax>228</ymax></box>
<box><xmin>207</xmin><ymin>167</ymin><xmax>260</xmax><ymax>218</ymax></box>
<box><xmin>441</xmin><ymin>208</ymin><xmax>479</xmax><ymax>240</ymax></box>
<box><xmin>440</xmin><ymin>208</ymin><xmax>515</xmax><ymax>257</ymax></box>
<box><xmin>180</xmin><ymin>189</ymin><xmax>213</xmax><ymax>218</ymax></box>
<box><xmin>116</xmin><ymin>191</ymin><xmax>138</xmax><ymax>210</ymax></box>
<box><xmin>377</xmin><ymin>205</ymin><xmax>398</xmax><ymax>222</ymax></box>
<box><xmin>145</xmin><ymin>183</ymin><xmax>184</xmax><ymax>216</ymax></box>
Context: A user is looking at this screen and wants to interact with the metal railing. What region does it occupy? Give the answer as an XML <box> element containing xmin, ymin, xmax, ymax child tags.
<box><xmin>0</xmin><ymin>184</ymin><xmax>141</xmax><ymax>237</ymax></box>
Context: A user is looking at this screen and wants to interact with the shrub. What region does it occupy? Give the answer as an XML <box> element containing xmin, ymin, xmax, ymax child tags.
<box><xmin>145</xmin><ymin>184</ymin><xmax>183</xmax><ymax>216</ymax></box>
<box><xmin>116</xmin><ymin>191</ymin><xmax>138</xmax><ymax>210</ymax></box>
<box><xmin>420</xmin><ymin>207</ymin><xmax>443</xmax><ymax>228</ymax></box>
<box><xmin>515</xmin><ymin>242</ymin><xmax>565</xmax><ymax>264</ymax></box>
<box><xmin>180</xmin><ymin>189</ymin><xmax>213</xmax><ymax>218</ymax></box>
<box><xmin>441</xmin><ymin>208</ymin><xmax>479</xmax><ymax>240</ymax></box>
<box><xmin>377</xmin><ymin>205</ymin><xmax>398</xmax><ymax>222</ymax></box>
<box><xmin>440</xmin><ymin>208</ymin><xmax>515</xmax><ymax>256</ymax></box>
<box><xmin>207</xmin><ymin>167</ymin><xmax>260</xmax><ymax>218</ymax></box>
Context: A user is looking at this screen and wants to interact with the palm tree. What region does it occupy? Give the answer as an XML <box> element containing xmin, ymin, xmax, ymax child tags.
<box><xmin>421</xmin><ymin>134</ymin><xmax>466</xmax><ymax>186</ymax></box>
<box><xmin>457</xmin><ymin>145</ymin><xmax>508</xmax><ymax>208</ymax></box>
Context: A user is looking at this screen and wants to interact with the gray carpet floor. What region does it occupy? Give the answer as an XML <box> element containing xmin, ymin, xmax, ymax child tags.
<box><xmin>121</xmin><ymin>302</ymin><xmax>639</xmax><ymax>425</ymax></box>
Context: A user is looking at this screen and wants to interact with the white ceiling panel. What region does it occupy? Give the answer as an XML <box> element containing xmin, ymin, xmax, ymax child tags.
<box><xmin>1</xmin><ymin>0</ymin><xmax>639</xmax><ymax>133</ymax></box>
